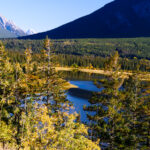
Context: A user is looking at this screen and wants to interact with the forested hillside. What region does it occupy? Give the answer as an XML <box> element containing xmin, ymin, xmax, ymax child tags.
<box><xmin>3</xmin><ymin>38</ymin><xmax>150</xmax><ymax>59</ymax></box>
<box><xmin>3</xmin><ymin>38</ymin><xmax>150</xmax><ymax>72</ymax></box>
<box><xmin>20</xmin><ymin>0</ymin><xmax>150</xmax><ymax>39</ymax></box>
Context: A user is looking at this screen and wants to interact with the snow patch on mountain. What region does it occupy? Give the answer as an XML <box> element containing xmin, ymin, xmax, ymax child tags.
<box><xmin>0</xmin><ymin>14</ymin><xmax>26</xmax><ymax>37</ymax></box>
<box><xmin>26</xmin><ymin>29</ymin><xmax>36</xmax><ymax>35</ymax></box>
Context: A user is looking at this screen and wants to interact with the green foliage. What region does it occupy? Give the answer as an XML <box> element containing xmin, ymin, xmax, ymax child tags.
<box><xmin>4</xmin><ymin>38</ymin><xmax>150</xmax><ymax>72</ymax></box>
<box><xmin>0</xmin><ymin>40</ymin><xmax>100</xmax><ymax>150</ymax></box>
<box><xmin>0</xmin><ymin>37</ymin><xmax>149</xmax><ymax>149</ymax></box>
<box><xmin>123</xmin><ymin>75</ymin><xmax>150</xmax><ymax>149</ymax></box>
<box><xmin>85</xmin><ymin>52</ymin><xmax>150</xmax><ymax>149</ymax></box>
<box><xmin>3</xmin><ymin>38</ymin><xmax>150</xmax><ymax>58</ymax></box>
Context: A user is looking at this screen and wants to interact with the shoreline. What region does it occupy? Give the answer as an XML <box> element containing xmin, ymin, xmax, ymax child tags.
<box><xmin>55</xmin><ymin>67</ymin><xmax>150</xmax><ymax>81</ymax></box>
<box><xmin>65</xmin><ymin>82</ymin><xmax>78</xmax><ymax>89</ymax></box>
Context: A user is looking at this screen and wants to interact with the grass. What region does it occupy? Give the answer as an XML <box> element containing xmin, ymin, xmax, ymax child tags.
<box><xmin>55</xmin><ymin>67</ymin><xmax>150</xmax><ymax>81</ymax></box>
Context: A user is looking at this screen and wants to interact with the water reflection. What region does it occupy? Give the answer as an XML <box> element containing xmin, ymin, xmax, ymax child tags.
<box><xmin>59</xmin><ymin>70</ymin><xmax>105</xmax><ymax>123</ymax></box>
<box><xmin>67</xmin><ymin>93</ymin><xmax>95</xmax><ymax>123</ymax></box>
<box><xmin>66</xmin><ymin>80</ymin><xmax>103</xmax><ymax>123</ymax></box>
<box><xmin>69</xmin><ymin>81</ymin><xmax>101</xmax><ymax>92</ymax></box>
<box><xmin>60</xmin><ymin>70</ymin><xmax>105</xmax><ymax>81</ymax></box>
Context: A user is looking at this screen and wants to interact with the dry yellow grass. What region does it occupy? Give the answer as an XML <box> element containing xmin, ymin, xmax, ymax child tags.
<box><xmin>64</xmin><ymin>82</ymin><xmax>78</xmax><ymax>90</ymax></box>
<box><xmin>55</xmin><ymin>67</ymin><xmax>150</xmax><ymax>81</ymax></box>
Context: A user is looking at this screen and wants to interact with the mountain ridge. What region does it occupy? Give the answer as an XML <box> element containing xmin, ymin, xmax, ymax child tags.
<box><xmin>20</xmin><ymin>0</ymin><xmax>150</xmax><ymax>39</ymax></box>
<box><xmin>0</xmin><ymin>15</ymin><xmax>35</xmax><ymax>38</ymax></box>
<box><xmin>0</xmin><ymin>15</ymin><xmax>26</xmax><ymax>38</ymax></box>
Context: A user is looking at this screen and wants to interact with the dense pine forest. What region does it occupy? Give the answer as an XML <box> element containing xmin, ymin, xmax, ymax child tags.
<box><xmin>0</xmin><ymin>38</ymin><xmax>150</xmax><ymax>149</ymax></box>
<box><xmin>0</xmin><ymin>39</ymin><xmax>100</xmax><ymax>150</ymax></box>
<box><xmin>2</xmin><ymin>38</ymin><xmax>150</xmax><ymax>58</ymax></box>
<box><xmin>3</xmin><ymin>38</ymin><xmax>150</xmax><ymax>72</ymax></box>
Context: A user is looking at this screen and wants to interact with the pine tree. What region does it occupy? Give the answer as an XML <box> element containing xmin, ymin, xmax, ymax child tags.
<box><xmin>37</xmin><ymin>37</ymin><xmax>69</xmax><ymax>112</ymax></box>
<box><xmin>85</xmin><ymin>52</ymin><xmax>126</xmax><ymax>149</ymax></box>
<box><xmin>85</xmin><ymin>51</ymin><xmax>150</xmax><ymax>149</ymax></box>
<box><xmin>20</xmin><ymin>103</ymin><xmax>100</xmax><ymax>150</ymax></box>
<box><xmin>0</xmin><ymin>42</ymin><xmax>17</xmax><ymax>148</ymax></box>
<box><xmin>14</xmin><ymin>38</ymin><xmax>101</xmax><ymax>150</ymax></box>
<box><xmin>123</xmin><ymin>74</ymin><xmax>150</xmax><ymax>149</ymax></box>
<box><xmin>0</xmin><ymin>40</ymin><xmax>101</xmax><ymax>149</ymax></box>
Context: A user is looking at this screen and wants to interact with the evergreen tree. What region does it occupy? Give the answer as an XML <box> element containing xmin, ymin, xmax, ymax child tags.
<box><xmin>85</xmin><ymin>52</ymin><xmax>126</xmax><ymax>149</ymax></box>
<box><xmin>0</xmin><ymin>41</ymin><xmax>17</xmax><ymax>148</ymax></box>
<box><xmin>0</xmin><ymin>40</ymin><xmax>101</xmax><ymax>150</ymax></box>
<box><xmin>38</xmin><ymin>37</ymin><xmax>69</xmax><ymax>112</ymax></box>
<box><xmin>123</xmin><ymin>74</ymin><xmax>150</xmax><ymax>149</ymax></box>
<box><xmin>85</xmin><ymin>51</ymin><xmax>150</xmax><ymax>149</ymax></box>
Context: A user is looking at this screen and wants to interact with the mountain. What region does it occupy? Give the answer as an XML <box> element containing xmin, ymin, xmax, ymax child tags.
<box><xmin>26</xmin><ymin>29</ymin><xmax>36</xmax><ymax>35</ymax></box>
<box><xmin>20</xmin><ymin>0</ymin><xmax>150</xmax><ymax>39</ymax></box>
<box><xmin>0</xmin><ymin>15</ymin><xmax>26</xmax><ymax>38</ymax></box>
<box><xmin>0</xmin><ymin>27</ymin><xmax>16</xmax><ymax>38</ymax></box>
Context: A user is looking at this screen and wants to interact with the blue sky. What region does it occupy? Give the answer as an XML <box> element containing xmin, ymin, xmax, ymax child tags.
<box><xmin>0</xmin><ymin>0</ymin><xmax>113</xmax><ymax>33</ymax></box>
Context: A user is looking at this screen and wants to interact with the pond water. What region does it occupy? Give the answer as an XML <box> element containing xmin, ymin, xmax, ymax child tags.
<box><xmin>66</xmin><ymin>81</ymin><xmax>102</xmax><ymax>123</ymax></box>
<box><xmin>69</xmin><ymin>81</ymin><xmax>101</xmax><ymax>92</ymax></box>
<box><xmin>62</xmin><ymin>71</ymin><xmax>104</xmax><ymax>123</ymax></box>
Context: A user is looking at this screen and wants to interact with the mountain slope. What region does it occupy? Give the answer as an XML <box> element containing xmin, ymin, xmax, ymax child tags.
<box><xmin>20</xmin><ymin>0</ymin><xmax>150</xmax><ymax>39</ymax></box>
<box><xmin>26</xmin><ymin>29</ymin><xmax>36</xmax><ymax>35</ymax></box>
<box><xmin>0</xmin><ymin>15</ymin><xmax>26</xmax><ymax>38</ymax></box>
<box><xmin>0</xmin><ymin>27</ymin><xmax>16</xmax><ymax>38</ymax></box>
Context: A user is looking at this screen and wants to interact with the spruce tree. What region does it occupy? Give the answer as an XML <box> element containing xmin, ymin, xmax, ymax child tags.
<box><xmin>0</xmin><ymin>40</ymin><xmax>101</xmax><ymax>150</ymax></box>
<box><xmin>123</xmin><ymin>74</ymin><xmax>150</xmax><ymax>149</ymax></box>
<box><xmin>85</xmin><ymin>52</ymin><xmax>126</xmax><ymax>149</ymax></box>
<box><xmin>85</xmin><ymin>51</ymin><xmax>150</xmax><ymax>149</ymax></box>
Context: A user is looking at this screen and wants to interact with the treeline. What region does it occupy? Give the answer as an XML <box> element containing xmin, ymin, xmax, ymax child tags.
<box><xmin>2</xmin><ymin>38</ymin><xmax>150</xmax><ymax>59</ymax></box>
<box><xmin>3</xmin><ymin>38</ymin><xmax>150</xmax><ymax>72</ymax></box>
<box><xmin>7</xmin><ymin>51</ymin><xmax>150</xmax><ymax>72</ymax></box>
<box><xmin>56</xmin><ymin>54</ymin><xmax>150</xmax><ymax>72</ymax></box>
<box><xmin>0</xmin><ymin>40</ymin><xmax>100</xmax><ymax>150</ymax></box>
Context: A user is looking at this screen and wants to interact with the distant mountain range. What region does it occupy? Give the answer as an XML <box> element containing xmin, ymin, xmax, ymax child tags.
<box><xmin>20</xmin><ymin>0</ymin><xmax>150</xmax><ymax>39</ymax></box>
<box><xmin>26</xmin><ymin>29</ymin><xmax>35</xmax><ymax>35</ymax></box>
<box><xmin>0</xmin><ymin>15</ymin><xmax>35</xmax><ymax>38</ymax></box>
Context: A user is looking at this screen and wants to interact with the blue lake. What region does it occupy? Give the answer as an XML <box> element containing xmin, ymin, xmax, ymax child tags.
<box><xmin>66</xmin><ymin>81</ymin><xmax>103</xmax><ymax>123</ymax></box>
<box><xmin>69</xmin><ymin>81</ymin><xmax>101</xmax><ymax>92</ymax></box>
